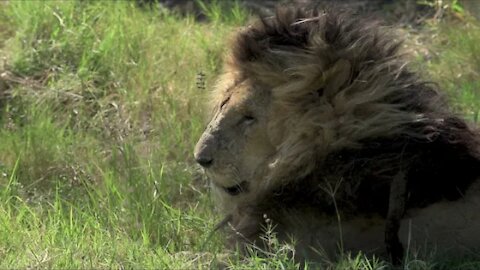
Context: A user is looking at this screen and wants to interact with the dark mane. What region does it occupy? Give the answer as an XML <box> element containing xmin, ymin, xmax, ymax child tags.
<box><xmin>232</xmin><ymin>6</ymin><xmax>402</xmax><ymax>71</ymax></box>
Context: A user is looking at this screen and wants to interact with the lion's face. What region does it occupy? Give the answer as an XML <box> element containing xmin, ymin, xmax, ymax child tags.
<box><xmin>194</xmin><ymin>77</ymin><xmax>276</xmax><ymax>199</ymax></box>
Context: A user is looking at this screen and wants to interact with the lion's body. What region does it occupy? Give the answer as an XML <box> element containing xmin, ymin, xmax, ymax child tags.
<box><xmin>235</xmin><ymin>184</ymin><xmax>480</xmax><ymax>261</ymax></box>
<box><xmin>194</xmin><ymin>6</ymin><xmax>480</xmax><ymax>263</ymax></box>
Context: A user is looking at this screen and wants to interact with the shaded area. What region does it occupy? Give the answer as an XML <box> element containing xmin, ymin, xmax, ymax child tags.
<box><xmin>138</xmin><ymin>0</ymin><xmax>468</xmax><ymax>26</ymax></box>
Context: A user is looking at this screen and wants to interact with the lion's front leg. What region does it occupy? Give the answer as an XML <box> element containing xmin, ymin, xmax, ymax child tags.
<box><xmin>385</xmin><ymin>171</ymin><xmax>407</xmax><ymax>265</ymax></box>
<box><xmin>225</xmin><ymin>207</ymin><xmax>263</xmax><ymax>255</ymax></box>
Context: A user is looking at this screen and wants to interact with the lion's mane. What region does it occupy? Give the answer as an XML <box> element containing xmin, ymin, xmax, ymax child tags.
<box><xmin>214</xmin><ymin>5</ymin><xmax>480</xmax><ymax>259</ymax></box>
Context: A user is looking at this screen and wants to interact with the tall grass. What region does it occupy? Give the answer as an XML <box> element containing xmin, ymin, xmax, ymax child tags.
<box><xmin>423</xmin><ymin>18</ymin><xmax>480</xmax><ymax>122</ymax></box>
<box><xmin>0</xmin><ymin>1</ymin><xmax>237</xmax><ymax>268</ymax></box>
<box><xmin>0</xmin><ymin>1</ymin><xmax>479</xmax><ymax>269</ymax></box>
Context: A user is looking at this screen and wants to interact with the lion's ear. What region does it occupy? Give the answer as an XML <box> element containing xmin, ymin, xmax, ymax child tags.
<box><xmin>324</xmin><ymin>59</ymin><xmax>351</xmax><ymax>99</ymax></box>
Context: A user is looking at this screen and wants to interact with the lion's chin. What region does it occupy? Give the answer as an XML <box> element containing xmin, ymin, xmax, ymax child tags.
<box><xmin>210</xmin><ymin>179</ymin><xmax>249</xmax><ymax>196</ymax></box>
<box><xmin>205</xmin><ymin>170</ymin><xmax>251</xmax><ymax>196</ymax></box>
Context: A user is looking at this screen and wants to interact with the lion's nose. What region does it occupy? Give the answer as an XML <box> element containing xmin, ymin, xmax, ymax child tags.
<box><xmin>194</xmin><ymin>132</ymin><xmax>217</xmax><ymax>168</ymax></box>
<box><xmin>195</xmin><ymin>155</ymin><xmax>213</xmax><ymax>168</ymax></box>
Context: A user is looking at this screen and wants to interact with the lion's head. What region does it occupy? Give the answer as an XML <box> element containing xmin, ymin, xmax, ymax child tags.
<box><xmin>194</xmin><ymin>7</ymin><xmax>468</xmax><ymax>213</ymax></box>
<box><xmin>194</xmin><ymin>74</ymin><xmax>276</xmax><ymax>206</ymax></box>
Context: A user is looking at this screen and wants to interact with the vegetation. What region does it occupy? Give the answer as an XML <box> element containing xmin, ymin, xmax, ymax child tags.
<box><xmin>425</xmin><ymin>20</ymin><xmax>480</xmax><ymax>122</ymax></box>
<box><xmin>0</xmin><ymin>1</ymin><xmax>478</xmax><ymax>269</ymax></box>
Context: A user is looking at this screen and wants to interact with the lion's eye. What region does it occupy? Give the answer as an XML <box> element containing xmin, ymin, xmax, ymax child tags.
<box><xmin>243</xmin><ymin>115</ymin><xmax>255</xmax><ymax>125</ymax></box>
<box><xmin>220</xmin><ymin>97</ymin><xmax>230</xmax><ymax>110</ymax></box>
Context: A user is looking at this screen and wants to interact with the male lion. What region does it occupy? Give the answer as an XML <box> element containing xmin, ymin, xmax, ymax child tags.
<box><xmin>194</xmin><ymin>6</ymin><xmax>480</xmax><ymax>264</ymax></box>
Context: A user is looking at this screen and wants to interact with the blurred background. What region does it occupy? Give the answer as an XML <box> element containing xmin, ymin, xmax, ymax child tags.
<box><xmin>139</xmin><ymin>0</ymin><xmax>480</xmax><ymax>22</ymax></box>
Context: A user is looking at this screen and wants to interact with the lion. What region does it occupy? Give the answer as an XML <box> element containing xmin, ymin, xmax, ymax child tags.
<box><xmin>193</xmin><ymin>6</ymin><xmax>480</xmax><ymax>264</ymax></box>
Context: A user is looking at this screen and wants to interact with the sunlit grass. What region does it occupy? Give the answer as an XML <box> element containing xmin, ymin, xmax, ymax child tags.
<box><xmin>0</xmin><ymin>1</ymin><xmax>233</xmax><ymax>268</ymax></box>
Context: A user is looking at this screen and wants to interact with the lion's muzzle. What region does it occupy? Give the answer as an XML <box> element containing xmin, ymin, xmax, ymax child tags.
<box><xmin>194</xmin><ymin>132</ymin><xmax>217</xmax><ymax>168</ymax></box>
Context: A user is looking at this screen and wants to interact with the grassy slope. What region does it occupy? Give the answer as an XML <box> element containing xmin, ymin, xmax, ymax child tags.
<box><xmin>0</xmin><ymin>2</ymin><xmax>478</xmax><ymax>269</ymax></box>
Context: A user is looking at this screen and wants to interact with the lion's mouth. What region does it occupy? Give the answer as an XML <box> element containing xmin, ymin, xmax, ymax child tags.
<box><xmin>223</xmin><ymin>181</ymin><xmax>249</xmax><ymax>196</ymax></box>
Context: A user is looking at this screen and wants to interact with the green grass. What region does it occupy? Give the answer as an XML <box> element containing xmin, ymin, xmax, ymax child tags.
<box><xmin>0</xmin><ymin>1</ymin><xmax>229</xmax><ymax>268</ymax></box>
<box><xmin>423</xmin><ymin>18</ymin><xmax>480</xmax><ymax>122</ymax></box>
<box><xmin>0</xmin><ymin>1</ymin><xmax>479</xmax><ymax>269</ymax></box>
